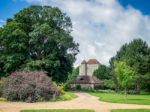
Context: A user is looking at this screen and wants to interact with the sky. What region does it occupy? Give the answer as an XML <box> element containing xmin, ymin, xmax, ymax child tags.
<box><xmin>0</xmin><ymin>0</ymin><xmax>150</xmax><ymax>66</ymax></box>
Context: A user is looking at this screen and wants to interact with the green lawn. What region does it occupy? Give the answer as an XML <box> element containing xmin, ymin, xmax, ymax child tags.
<box><xmin>90</xmin><ymin>92</ymin><xmax>150</xmax><ymax>105</ymax></box>
<box><xmin>21</xmin><ymin>109</ymin><xmax>94</xmax><ymax>112</ymax></box>
<box><xmin>111</xmin><ymin>109</ymin><xmax>150</xmax><ymax>112</ymax></box>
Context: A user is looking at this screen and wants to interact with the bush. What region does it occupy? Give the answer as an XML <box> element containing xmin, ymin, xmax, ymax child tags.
<box><xmin>81</xmin><ymin>87</ymin><xmax>97</xmax><ymax>92</ymax></box>
<box><xmin>57</xmin><ymin>92</ymin><xmax>77</xmax><ymax>101</ymax></box>
<box><xmin>76</xmin><ymin>85</ymin><xmax>81</xmax><ymax>90</ymax></box>
<box><xmin>94</xmin><ymin>80</ymin><xmax>115</xmax><ymax>90</ymax></box>
<box><xmin>64</xmin><ymin>83</ymin><xmax>71</xmax><ymax>91</ymax></box>
<box><xmin>3</xmin><ymin>71</ymin><xmax>60</xmax><ymax>102</ymax></box>
<box><xmin>0</xmin><ymin>79</ymin><xmax>4</xmax><ymax>97</ymax></box>
<box><xmin>57</xmin><ymin>84</ymin><xmax>65</xmax><ymax>94</ymax></box>
<box><xmin>103</xmin><ymin>80</ymin><xmax>115</xmax><ymax>90</ymax></box>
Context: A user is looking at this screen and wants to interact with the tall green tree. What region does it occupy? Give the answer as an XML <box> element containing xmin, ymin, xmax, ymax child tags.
<box><xmin>0</xmin><ymin>6</ymin><xmax>79</xmax><ymax>83</ymax></box>
<box><xmin>114</xmin><ymin>61</ymin><xmax>135</xmax><ymax>97</ymax></box>
<box><xmin>93</xmin><ymin>65</ymin><xmax>111</xmax><ymax>80</ymax></box>
<box><xmin>110</xmin><ymin>39</ymin><xmax>150</xmax><ymax>93</ymax></box>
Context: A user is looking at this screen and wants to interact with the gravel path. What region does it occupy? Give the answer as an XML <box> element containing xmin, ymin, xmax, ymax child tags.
<box><xmin>0</xmin><ymin>92</ymin><xmax>150</xmax><ymax>112</ymax></box>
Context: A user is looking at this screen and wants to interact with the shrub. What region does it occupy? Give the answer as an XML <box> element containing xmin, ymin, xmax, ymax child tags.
<box><xmin>76</xmin><ymin>85</ymin><xmax>81</xmax><ymax>90</ymax></box>
<box><xmin>64</xmin><ymin>83</ymin><xmax>71</xmax><ymax>91</ymax></box>
<box><xmin>103</xmin><ymin>79</ymin><xmax>116</xmax><ymax>90</ymax></box>
<box><xmin>57</xmin><ymin>84</ymin><xmax>65</xmax><ymax>94</ymax></box>
<box><xmin>0</xmin><ymin>79</ymin><xmax>4</xmax><ymax>97</ymax></box>
<box><xmin>57</xmin><ymin>92</ymin><xmax>77</xmax><ymax>101</ymax></box>
<box><xmin>81</xmin><ymin>87</ymin><xmax>96</xmax><ymax>92</ymax></box>
<box><xmin>3</xmin><ymin>71</ymin><xmax>60</xmax><ymax>102</ymax></box>
<box><xmin>94</xmin><ymin>80</ymin><xmax>115</xmax><ymax>90</ymax></box>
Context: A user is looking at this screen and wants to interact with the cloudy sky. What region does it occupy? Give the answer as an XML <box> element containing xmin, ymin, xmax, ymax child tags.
<box><xmin>0</xmin><ymin>0</ymin><xmax>150</xmax><ymax>66</ymax></box>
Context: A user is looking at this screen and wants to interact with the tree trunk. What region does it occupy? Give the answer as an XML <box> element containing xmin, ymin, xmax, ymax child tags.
<box><xmin>124</xmin><ymin>88</ymin><xmax>128</xmax><ymax>100</ymax></box>
<box><xmin>135</xmin><ymin>82</ymin><xmax>141</xmax><ymax>94</ymax></box>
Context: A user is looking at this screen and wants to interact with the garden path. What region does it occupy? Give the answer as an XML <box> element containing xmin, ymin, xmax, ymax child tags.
<box><xmin>0</xmin><ymin>92</ymin><xmax>150</xmax><ymax>112</ymax></box>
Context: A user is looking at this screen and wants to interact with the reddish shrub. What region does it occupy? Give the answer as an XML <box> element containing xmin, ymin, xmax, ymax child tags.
<box><xmin>3</xmin><ymin>71</ymin><xmax>60</xmax><ymax>102</ymax></box>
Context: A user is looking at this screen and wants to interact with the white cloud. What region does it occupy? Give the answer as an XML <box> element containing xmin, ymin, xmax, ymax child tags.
<box><xmin>23</xmin><ymin>0</ymin><xmax>150</xmax><ymax>66</ymax></box>
<box><xmin>0</xmin><ymin>19</ymin><xmax>5</xmax><ymax>27</ymax></box>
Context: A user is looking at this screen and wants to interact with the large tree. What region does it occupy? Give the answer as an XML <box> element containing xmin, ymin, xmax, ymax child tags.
<box><xmin>93</xmin><ymin>65</ymin><xmax>111</xmax><ymax>80</ymax></box>
<box><xmin>110</xmin><ymin>39</ymin><xmax>150</xmax><ymax>93</ymax></box>
<box><xmin>0</xmin><ymin>6</ymin><xmax>79</xmax><ymax>83</ymax></box>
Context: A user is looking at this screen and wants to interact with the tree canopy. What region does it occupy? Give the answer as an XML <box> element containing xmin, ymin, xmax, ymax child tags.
<box><xmin>114</xmin><ymin>61</ymin><xmax>135</xmax><ymax>92</ymax></box>
<box><xmin>110</xmin><ymin>38</ymin><xmax>150</xmax><ymax>92</ymax></box>
<box><xmin>0</xmin><ymin>6</ymin><xmax>79</xmax><ymax>83</ymax></box>
<box><xmin>93</xmin><ymin>65</ymin><xmax>111</xmax><ymax>80</ymax></box>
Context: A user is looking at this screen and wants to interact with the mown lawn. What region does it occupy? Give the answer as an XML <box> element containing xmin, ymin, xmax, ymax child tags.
<box><xmin>90</xmin><ymin>92</ymin><xmax>150</xmax><ymax>105</ymax></box>
<box><xmin>111</xmin><ymin>109</ymin><xmax>150</xmax><ymax>112</ymax></box>
<box><xmin>21</xmin><ymin>109</ymin><xmax>94</xmax><ymax>112</ymax></box>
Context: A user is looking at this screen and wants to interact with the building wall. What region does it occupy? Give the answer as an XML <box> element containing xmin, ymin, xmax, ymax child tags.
<box><xmin>79</xmin><ymin>64</ymin><xmax>87</xmax><ymax>75</ymax></box>
<box><xmin>79</xmin><ymin>62</ymin><xmax>99</xmax><ymax>76</ymax></box>
<box><xmin>87</xmin><ymin>64</ymin><xmax>99</xmax><ymax>76</ymax></box>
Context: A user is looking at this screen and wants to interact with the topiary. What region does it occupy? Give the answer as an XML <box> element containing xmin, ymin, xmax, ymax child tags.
<box><xmin>3</xmin><ymin>71</ymin><xmax>60</xmax><ymax>102</ymax></box>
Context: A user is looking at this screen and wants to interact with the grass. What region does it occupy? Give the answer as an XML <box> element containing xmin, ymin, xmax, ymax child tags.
<box><xmin>0</xmin><ymin>97</ymin><xmax>6</xmax><ymax>102</ymax></box>
<box><xmin>53</xmin><ymin>92</ymin><xmax>78</xmax><ymax>101</ymax></box>
<box><xmin>111</xmin><ymin>109</ymin><xmax>150</xmax><ymax>112</ymax></box>
<box><xmin>20</xmin><ymin>109</ymin><xmax>94</xmax><ymax>112</ymax></box>
<box><xmin>89</xmin><ymin>92</ymin><xmax>150</xmax><ymax>105</ymax></box>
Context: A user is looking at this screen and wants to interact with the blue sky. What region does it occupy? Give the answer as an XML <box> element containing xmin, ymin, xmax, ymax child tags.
<box><xmin>0</xmin><ymin>0</ymin><xmax>150</xmax><ymax>65</ymax></box>
<box><xmin>119</xmin><ymin>0</ymin><xmax>150</xmax><ymax>15</ymax></box>
<box><xmin>0</xmin><ymin>0</ymin><xmax>150</xmax><ymax>21</ymax></box>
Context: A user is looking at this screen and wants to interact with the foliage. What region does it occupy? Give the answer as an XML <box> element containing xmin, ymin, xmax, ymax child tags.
<box><xmin>57</xmin><ymin>84</ymin><xmax>65</xmax><ymax>94</ymax></box>
<box><xmin>0</xmin><ymin>79</ymin><xmax>4</xmax><ymax>97</ymax></box>
<box><xmin>81</xmin><ymin>87</ymin><xmax>96</xmax><ymax>92</ymax></box>
<box><xmin>64</xmin><ymin>83</ymin><xmax>71</xmax><ymax>91</ymax></box>
<box><xmin>111</xmin><ymin>109</ymin><xmax>150</xmax><ymax>112</ymax></box>
<box><xmin>76</xmin><ymin>85</ymin><xmax>81</xmax><ymax>90</ymax></box>
<box><xmin>90</xmin><ymin>92</ymin><xmax>150</xmax><ymax>105</ymax></box>
<box><xmin>65</xmin><ymin>67</ymin><xmax>79</xmax><ymax>91</ymax></box>
<box><xmin>110</xmin><ymin>39</ymin><xmax>150</xmax><ymax>93</ymax></box>
<box><xmin>0</xmin><ymin>97</ymin><xmax>6</xmax><ymax>102</ymax></box>
<box><xmin>21</xmin><ymin>109</ymin><xmax>95</xmax><ymax>112</ymax></box>
<box><xmin>93</xmin><ymin>65</ymin><xmax>111</xmax><ymax>80</ymax></box>
<box><xmin>3</xmin><ymin>71</ymin><xmax>60</xmax><ymax>102</ymax></box>
<box><xmin>56</xmin><ymin>92</ymin><xmax>77</xmax><ymax>101</ymax></box>
<box><xmin>103</xmin><ymin>79</ymin><xmax>115</xmax><ymax>90</ymax></box>
<box><xmin>68</xmin><ymin>66</ymin><xmax>79</xmax><ymax>80</ymax></box>
<box><xmin>94</xmin><ymin>80</ymin><xmax>115</xmax><ymax>90</ymax></box>
<box><xmin>0</xmin><ymin>6</ymin><xmax>79</xmax><ymax>83</ymax></box>
<box><xmin>114</xmin><ymin>61</ymin><xmax>135</xmax><ymax>96</ymax></box>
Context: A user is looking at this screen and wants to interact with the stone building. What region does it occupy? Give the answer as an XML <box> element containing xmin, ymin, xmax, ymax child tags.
<box><xmin>70</xmin><ymin>59</ymin><xmax>101</xmax><ymax>89</ymax></box>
